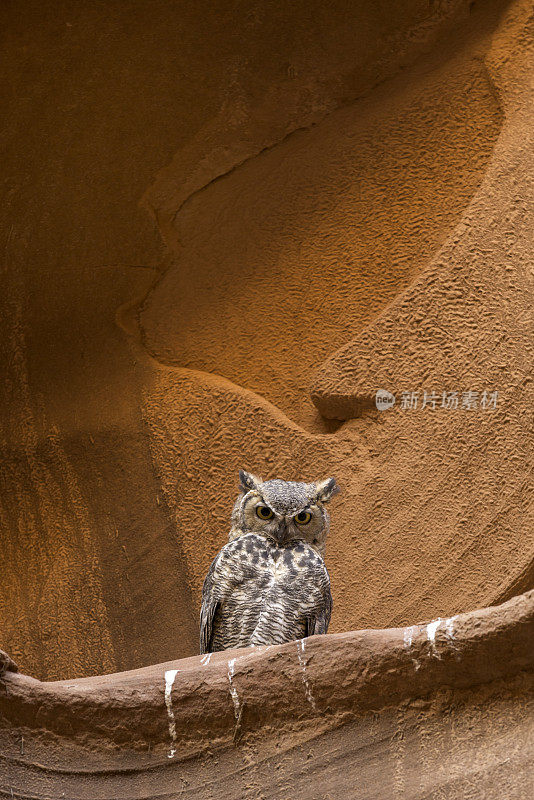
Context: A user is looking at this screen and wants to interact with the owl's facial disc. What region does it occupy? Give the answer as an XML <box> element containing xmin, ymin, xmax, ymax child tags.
<box><xmin>239</xmin><ymin>481</ymin><xmax>329</xmax><ymax>554</ymax></box>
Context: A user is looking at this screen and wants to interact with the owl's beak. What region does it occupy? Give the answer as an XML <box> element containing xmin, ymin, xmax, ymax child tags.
<box><xmin>274</xmin><ymin>518</ymin><xmax>290</xmax><ymax>546</ymax></box>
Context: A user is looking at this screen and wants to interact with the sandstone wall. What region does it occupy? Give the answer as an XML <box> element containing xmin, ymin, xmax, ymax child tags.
<box><xmin>0</xmin><ymin>0</ymin><xmax>532</xmax><ymax>682</ymax></box>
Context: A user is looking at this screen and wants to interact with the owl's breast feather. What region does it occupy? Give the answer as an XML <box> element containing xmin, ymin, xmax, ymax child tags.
<box><xmin>219</xmin><ymin>533</ymin><xmax>328</xmax><ymax>591</ymax></box>
<box><xmin>206</xmin><ymin>533</ymin><xmax>331</xmax><ymax>652</ymax></box>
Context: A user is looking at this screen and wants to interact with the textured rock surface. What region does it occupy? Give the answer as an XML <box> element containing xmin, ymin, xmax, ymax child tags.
<box><xmin>141</xmin><ymin>35</ymin><xmax>503</xmax><ymax>432</ymax></box>
<box><xmin>0</xmin><ymin>0</ymin><xmax>532</xmax><ymax>689</ymax></box>
<box><xmin>140</xmin><ymin>0</ymin><xmax>533</xmax><ymax>643</ymax></box>
<box><xmin>1</xmin><ymin>591</ymin><xmax>533</xmax><ymax>798</ymax></box>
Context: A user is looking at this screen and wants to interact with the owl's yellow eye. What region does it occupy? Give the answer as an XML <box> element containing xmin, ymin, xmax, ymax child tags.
<box><xmin>256</xmin><ymin>504</ymin><xmax>274</xmax><ymax>520</ymax></box>
<box><xmin>295</xmin><ymin>510</ymin><xmax>312</xmax><ymax>525</ymax></box>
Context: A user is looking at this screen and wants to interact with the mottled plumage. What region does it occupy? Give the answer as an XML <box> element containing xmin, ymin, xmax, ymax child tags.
<box><xmin>200</xmin><ymin>470</ymin><xmax>339</xmax><ymax>654</ymax></box>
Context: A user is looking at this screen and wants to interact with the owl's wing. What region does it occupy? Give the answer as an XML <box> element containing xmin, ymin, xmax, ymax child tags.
<box><xmin>305</xmin><ymin>566</ymin><xmax>333</xmax><ymax>637</ymax></box>
<box><xmin>305</xmin><ymin>605</ymin><xmax>331</xmax><ymax>637</ymax></box>
<box><xmin>199</xmin><ymin>556</ymin><xmax>221</xmax><ymax>655</ymax></box>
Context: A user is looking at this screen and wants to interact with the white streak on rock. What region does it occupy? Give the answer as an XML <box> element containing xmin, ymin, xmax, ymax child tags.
<box><xmin>426</xmin><ymin>618</ymin><xmax>442</xmax><ymax>657</ymax></box>
<box><xmin>296</xmin><ymin>639</ymin><xmax>317</xmax><ymax>711</ymax></box>
<box><xmin>403</xmin><ymin>625</ymin><xmax>421</xmax><ymax>670</ymax></box>
<box><xmin>164</xmin><ymin>669</ymin><xmax>179</xmax><ymax>758</ymax></box>
<box><xmin>227</xmin><ymin>658</ymin><xmax>240</xmax><ymax>719</ymax></box>
<box><xmin>403</xmin><ymin>626</ymin><xmax>416</xmax><ymax>649</ymax></box>
<box><xmin>445</xmin><ymin>615</ymin><xmax>458</xmax><ymax>640</ymax></box>
<box><xmin>200</xmin><ymin>653</ymin><xmax>212</xmax><ymax>666</ymax></box>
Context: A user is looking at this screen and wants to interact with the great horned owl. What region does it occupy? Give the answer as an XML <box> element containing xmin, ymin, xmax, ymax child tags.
<box><xmin>199</xmin><ymin>469</ymin><xmax>339</xmax><ymax>654</ymax></box>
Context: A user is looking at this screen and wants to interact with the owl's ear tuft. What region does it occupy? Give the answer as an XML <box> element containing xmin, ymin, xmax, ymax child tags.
<box><xmin>315</xmin><ymin>477</ymin><xmax>339</xmax><ymax>503</ymax></box>
<box><xmin>239</xmin><ymin>469</ymin><xmax>262</xmax><ymax>493</ymax></box>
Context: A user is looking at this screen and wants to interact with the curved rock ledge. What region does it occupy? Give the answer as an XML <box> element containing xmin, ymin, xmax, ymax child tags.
<box><xmin>1</xmin><ymin>590</ymin><xmax>532</xmax><ymax>798</ymax></box>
